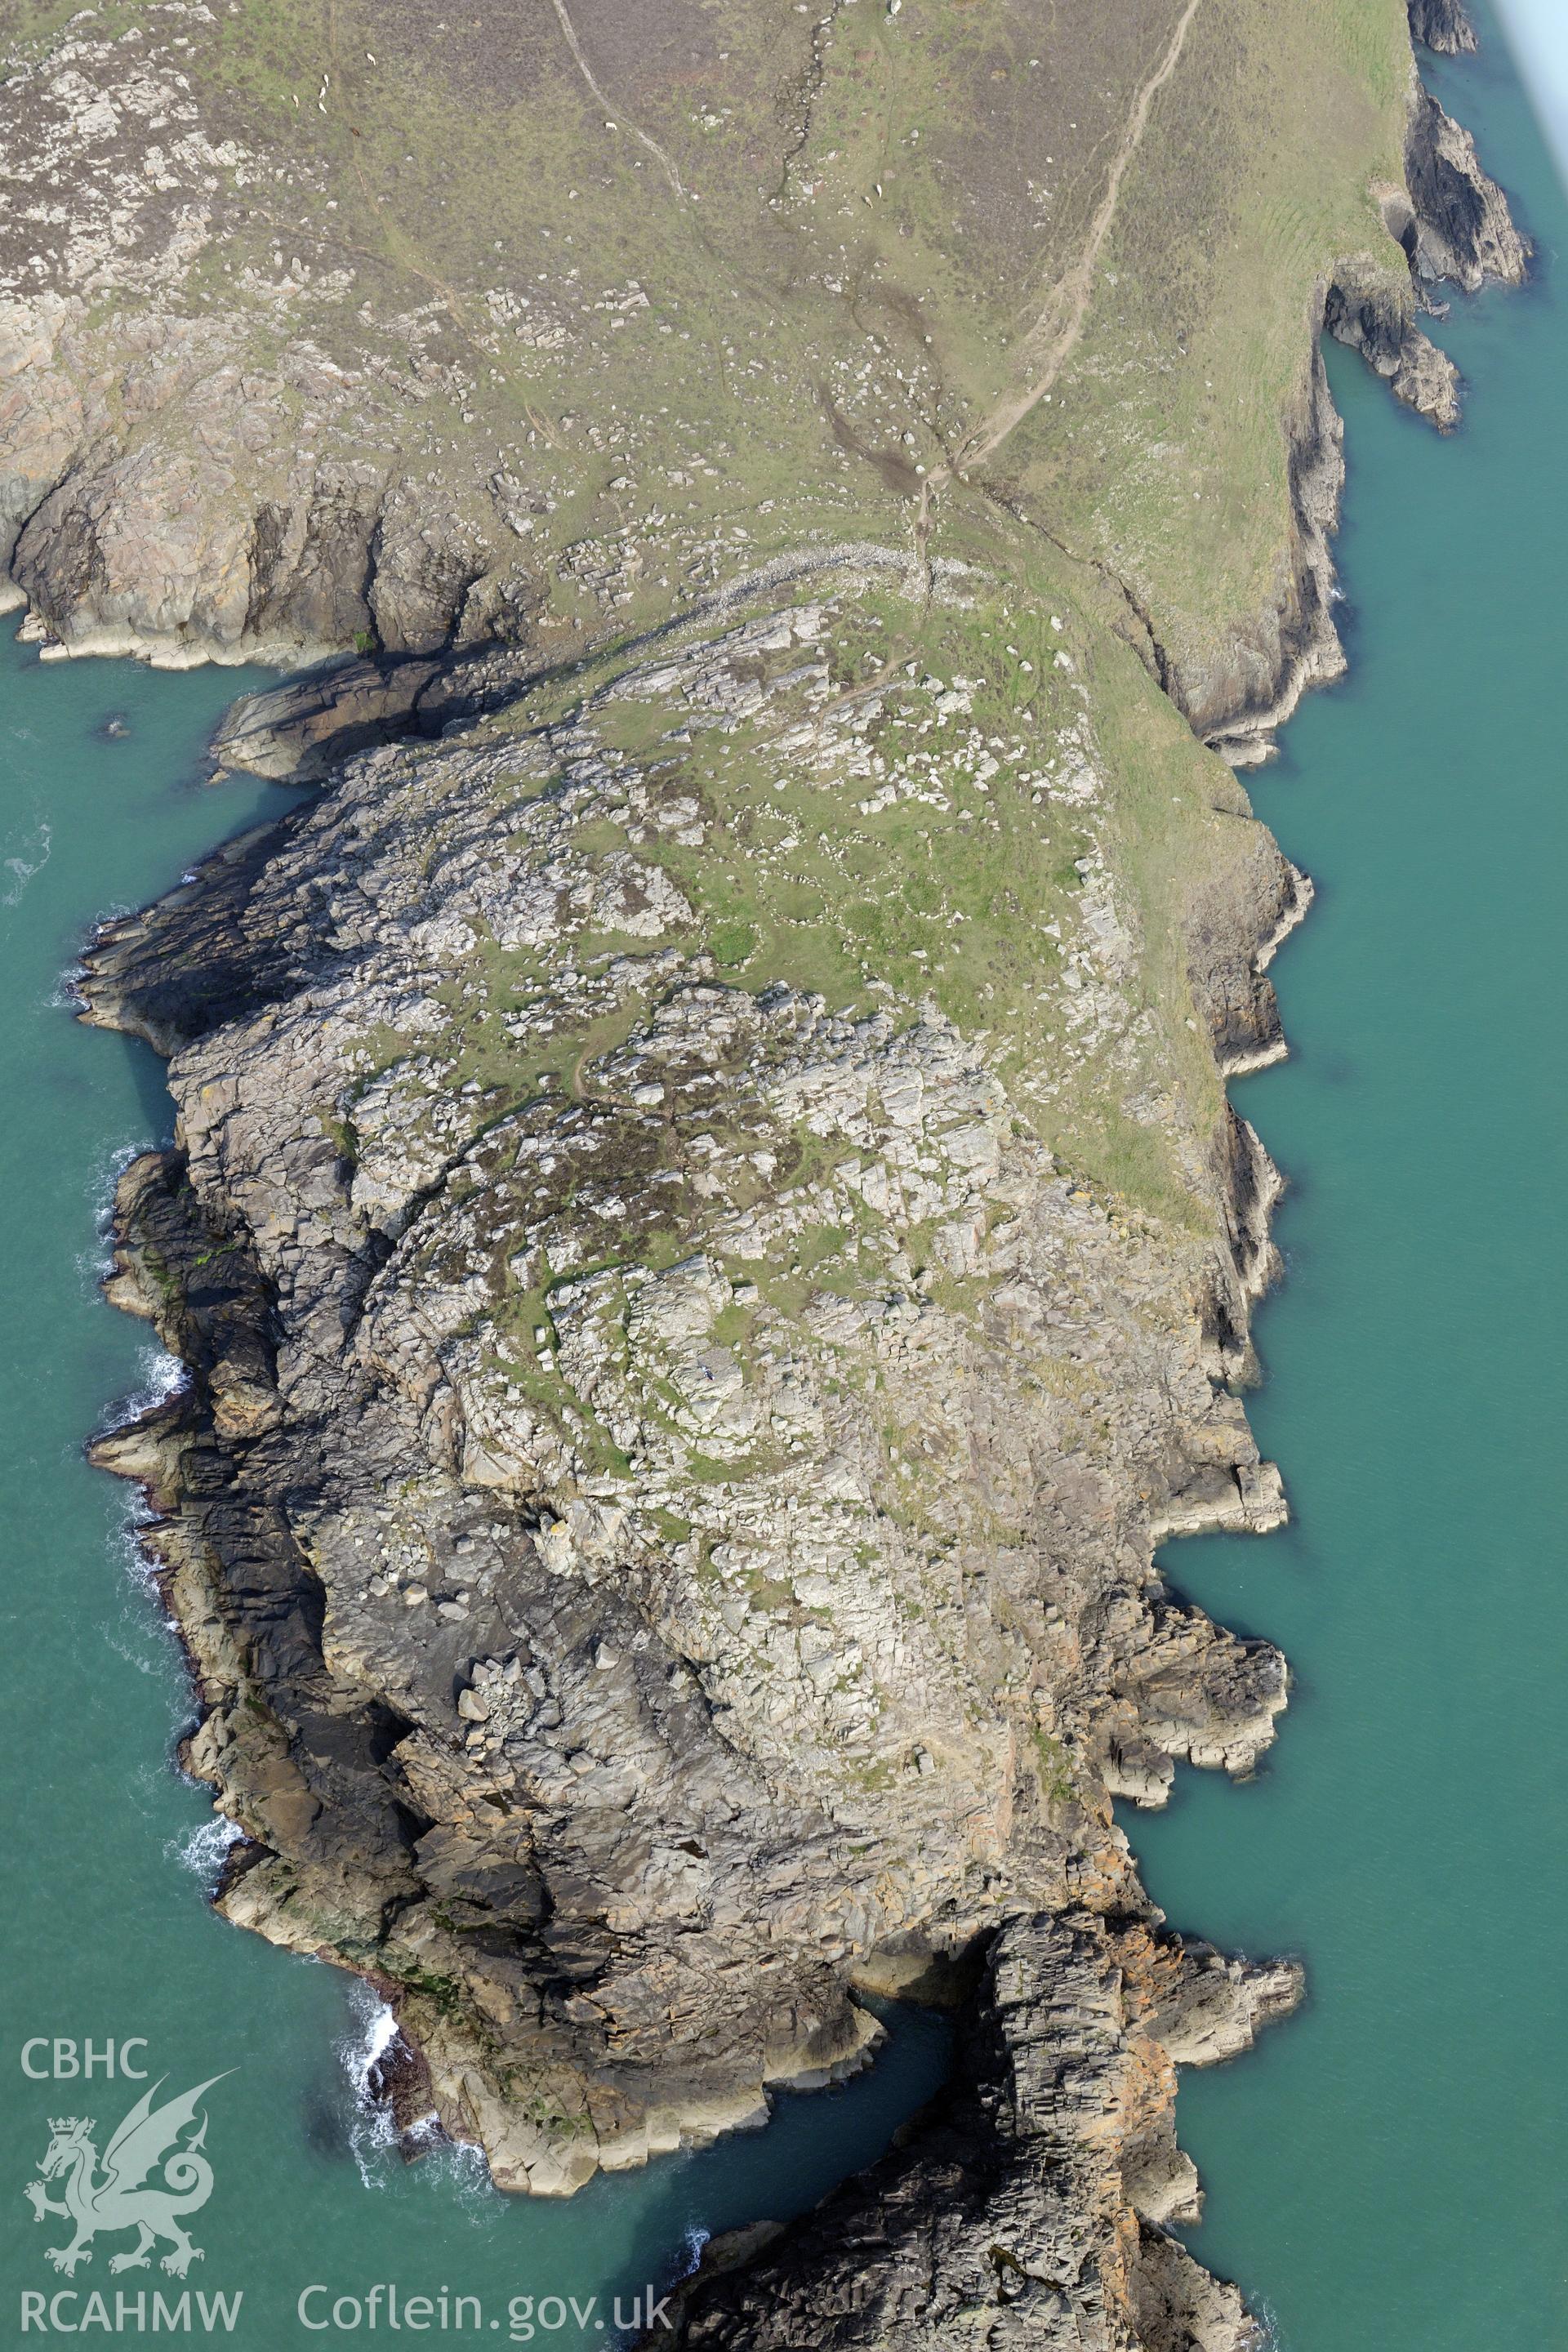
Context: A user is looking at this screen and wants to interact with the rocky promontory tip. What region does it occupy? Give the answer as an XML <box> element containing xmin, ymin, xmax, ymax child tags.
<box><xmin>82</xmin><ymin>585</ymin><xmax>1301</xmax><ymax>2224</ymax></box>
<box><xmin>1408</xmin><ymin>0</ymin><xmax>1479</xmax><ymax>58</ymax></box>
<box><xmin>638</xmin><ymin>1917</ymin><xmax>1301</xmax><ymax>2351</ymax></box>
<box><xmin>0</xmin><ymin>0</ymin><xmax>1526</xmax><ymax>2338</ymax></box>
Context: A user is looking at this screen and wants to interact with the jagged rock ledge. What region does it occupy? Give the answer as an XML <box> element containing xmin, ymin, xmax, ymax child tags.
<box><xmin>1189</xmin><ymin>22</ymin><xmax>1527</xmax><ymax>766</ymax></box>
<box><xmin>76</xmin><ymin>563</ymin><xmax>1302</xmax><ymax>2352</ymax></box>
<box><xmin>637</xmin><ymin>1916</ymin><xmax>1302</xmax><ymax>2352</ymax></box>
<box><xmin>1410</xmin><ymin>0</ymin><xmax>1479</xmax><ymax>62</ymax></box>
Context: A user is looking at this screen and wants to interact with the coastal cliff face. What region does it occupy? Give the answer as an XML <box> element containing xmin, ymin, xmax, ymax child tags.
<box><xmin>645</xmin><ymin>1917</ymin><xmax>1299</xmax><ymax>2351</ymax></box>
<box><xmin>1169</xmin><ymin>40</ymin><xmax>1528</xmax><ymax>754</ymax></box>
<box><xmin>2</xmin><ymin>0</ymin><xmax>1525</xmax><ymax>2342</ymax></box>
<box><xmin>1408</xmin><ymin>0</ymin><xmax>1479</xmax><ymax>60</ymax></box>
<box><xmin>0</xmin><ymin>0</ymin><xmax>1518</xmax><ymax>691</ymax></box>
<box><xmin>84</xmin><ymin>582</ymin><xmax>1296</xmax><ymax>2207</ymax></box>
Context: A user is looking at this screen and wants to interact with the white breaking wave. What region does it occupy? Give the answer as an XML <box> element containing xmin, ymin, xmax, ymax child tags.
<box><xmin>339</xmin><ymin>1985</ymin><xmax>403</xmax><ymax>2189</ymax></box>
<box><xmin>51</xmin><ymin>898</ymin><xmax>135</xmax><ymax>1008</ymax></box>
<box><xmin>1245</xmin><ymin>2292</ymin><xmax>1284</xmax><ymax>2350</ymax></box>
<box><xmin>679</xmin><ymin>2226</ymin><xmax>710</xmax><ymax>2278</ymax></box>
<box><xmin>97</xmin><ymin>1341</ymin><xmax>191</xmax><ymax>1437</ymax></box>
<box><xmin>112</xmin><ymin>1493</ymin><xmax>161</xmax><ymax>1588</ymax></box>
<box><xmin>337</xmin><ymin>1984</ymin><xmax>497</xmax><ymax>2211</ymax></box>
<box><xmin>132</xmin><ymin>1342</ymin><xmax>190</xmax><ymax>1408</ymax></box>
<box><xmin>101</xmin><ymin>1494</ymin><xmax>188</xmax><ymax>1692</ymax></box>
<box><xmin>77</xmin><ymin>1137</ymin><xmax>143</xmax><ymax>1290</ymax></box>
<box><xmin>345</xmin><ymin>1985</ymin><xmax>400</xmax><ymax>2092</ymax></box>
<box><xmin>167</xmin><ymin>1812</ymin><xmax>244</xmax><ymax>1890</ymax></box>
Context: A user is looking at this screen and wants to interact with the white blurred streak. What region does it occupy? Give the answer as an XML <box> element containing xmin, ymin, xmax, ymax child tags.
<box><xmin>1493</xmin><ymin>0</ymin><xmax>1568</xmax><ymax>194</ymax></box>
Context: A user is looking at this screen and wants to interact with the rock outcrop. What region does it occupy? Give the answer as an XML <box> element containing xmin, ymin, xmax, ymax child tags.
<box><xmin>1408</xmin><ymin>0</ymin><xmax>1478</xmax><ymax>60</ymax></box>
<box><xmin>1321</xmin><ymin>272</ymin><xmax>1460</xmax><ymax>433</ymax></box>
<box><xmin>1404</xmin><ymin>87</ymin><xmax>1531</xmax><ymax>296</ymax></box>
<box><xmin>639</xmin><ymin>1917</ymin><xmax>1299</xmax><ymax>2350</ymax></box>
<box><xmin>84</xmin><ymin>591</ymin><xmax>1296</xmax><ymax>2218</ymax></box>
<box><xmin>0</xmin><ymin>0</ymin><xmax>1520</xmax><ymax>2340</ymax></box>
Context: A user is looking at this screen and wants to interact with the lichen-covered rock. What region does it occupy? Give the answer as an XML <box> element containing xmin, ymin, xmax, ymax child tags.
<box><xmin>84</xmin><ymin>587</ymin><xmax>1298</xmax><ymax>2237</ymax></box>
<box><xmin>18</xmin><ymin>0</ymin><xmax>1521</xmax><ymax>2337</ymax></box>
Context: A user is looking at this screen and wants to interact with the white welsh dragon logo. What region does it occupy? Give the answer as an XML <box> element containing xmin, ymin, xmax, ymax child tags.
<box><xmin>24</xmin><ymin>2075</ymin><xmax>230</xmax><ymax>2278</ymax></box>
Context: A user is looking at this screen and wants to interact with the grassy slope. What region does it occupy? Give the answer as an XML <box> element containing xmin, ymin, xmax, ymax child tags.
<box><xmin>9</xmin><ymin>0</ymin><xmax>1413</xmax><ymax>644</ymax></box>
<box><xmin>330</xmin><ymin>567</ymin><xmax>1260</xmax><ymax>1254</ymax></box>
<box><xmin>1034</xmin><ymin>0</ymin><xmax>1412</xmax><ymax>682</ymax></box>
<box><xmin>8</xmin><ymin>0</ymin><xmax>1415</xmax><ymax>1218</ymax></box>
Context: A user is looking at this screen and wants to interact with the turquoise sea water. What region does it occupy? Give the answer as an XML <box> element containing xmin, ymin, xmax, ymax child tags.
<box><xmin>0</xmin><ymin>638</ymin><xmax>949</xmax><ymax>2341</ymax></box>
<box><xmin>1</xmin><ymin>14</ymin><xmax>1564</xmax><ymax>2346</ymax></box>
<box><xmin>1125</xmin><ymin>14</ymin><xmax>1568</xmax><ymax>2348</ymax></box>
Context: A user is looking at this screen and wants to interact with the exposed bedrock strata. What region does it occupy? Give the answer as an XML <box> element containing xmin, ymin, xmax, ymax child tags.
<box><xmin>1408</xmin><ymin>0</ymin><xmax>1478</xmax><ymax>58</ymax></box>
<box><xmin>0</xmin><ymin>381</ymin><xmax>512</xmax><ymax>670</ymax></box>
<box><xmin>640</xmin><ymin>1916</ymin><xmax>1300</xmax><ymax>2352</ymax></box>
<box><xmin>83</xmin><ymin>589</ymin><xmax>1296</xmax><ymax>2278</ymax></box>
<box><xmin>1171</xmin><ymin>61</ymin><xmax>1526</xmax><ymax>760</ymax></box>
<box><xmin>1402</xmin><ymin>85</ymin><xmax>1530</xmax><ymax>296</ymax></box>
<box><xmin>1321</xmin><ymin>272</ymin><xmax>1460</xmax><ymax>433</ymax></box>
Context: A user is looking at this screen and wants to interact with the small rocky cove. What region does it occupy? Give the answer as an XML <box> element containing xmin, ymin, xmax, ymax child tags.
<box><xmin>0</xmin><ymin>0</ymin><xmax>1536</xmax><ymax>2343</ymax></box>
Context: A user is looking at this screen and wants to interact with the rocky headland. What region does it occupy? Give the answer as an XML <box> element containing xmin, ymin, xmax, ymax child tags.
<box><xmin>0</xmin><ymin>0</ymin><xmax>1524</xmax><ymax>2342</ymax></box>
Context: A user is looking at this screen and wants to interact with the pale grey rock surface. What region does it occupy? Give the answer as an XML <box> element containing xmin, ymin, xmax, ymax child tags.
<box><xmin>10</xmin><ymin>2</ymin><xmax>1518</xmax><ymax>2341</ymax></box>
<box><xmin>85</xmin><ymin>596</ymin><xmax>1299</xmax><ymax>2293</ymax></box>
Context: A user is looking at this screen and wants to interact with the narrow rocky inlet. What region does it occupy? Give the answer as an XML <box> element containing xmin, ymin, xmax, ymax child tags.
<box><xmin>0</xmin><ymin>0</ymin><xmax>1538</xmax><ymax>2341</ymax></box>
